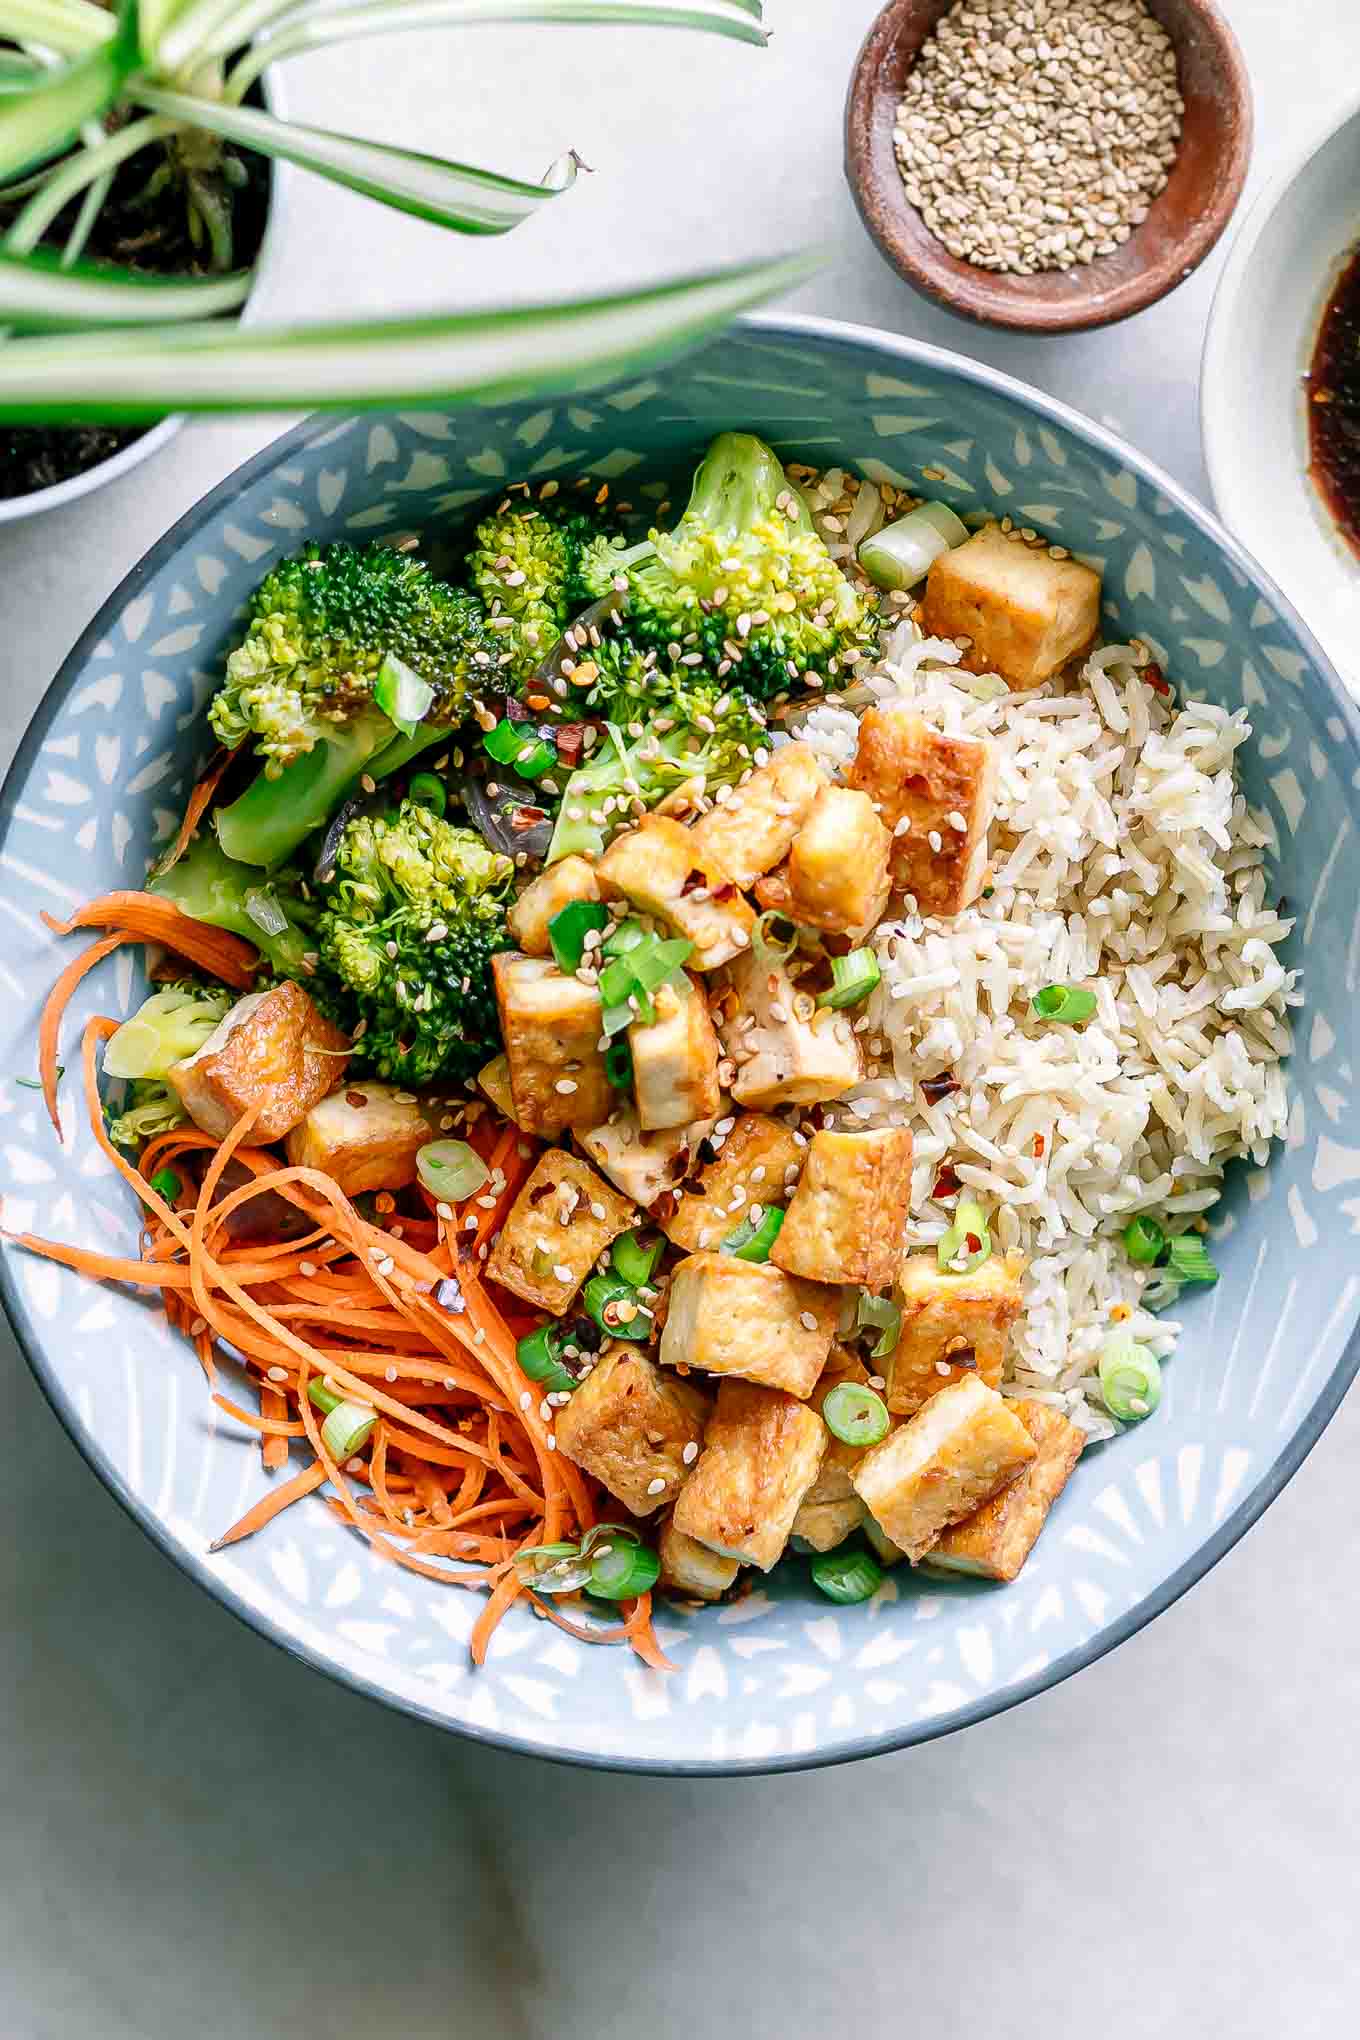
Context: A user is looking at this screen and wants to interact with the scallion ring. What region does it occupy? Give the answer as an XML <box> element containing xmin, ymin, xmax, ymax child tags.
<box><xmin>752</xmin><ymin>909</ymin><xmax>798</xmax><ymax>967</ymax></box>
<box><xmin>610</xmin><ymin>1229</ymin><xmax>663</xmax><ymax>1288</ymax></box>
<box><xmin>415</xmin><ymin>1139</ymin><xmax>488</xmax><ymax>1202</ymax></box>
<box><xmin>587</xmin><ymin>1540</ymin><xmax>661</xmax><ymax>1601</ymax></box>
<box><xmin>822</xmin><ymin>1381</ymin><xmax>890</xmax><ymax>1447</ymax></box>
<box><xmin>308</xmin><ymin>1379</ymin><xmax>378</xmax><ymax>1459</ymax></box>
<box><xmin>818</xmin><ymin>948</ymin><xmax>881</xmax><ymax>1010</ymax></box>
<box><xmin>374</xmin><ymin>651</ymin><xmax>435</xmax><ymax>738</ymax></box>
<box><xmin>1032</xmin><ymin>983</ymin><xmax>1097</xmax><ymax>1025</ymax></box>
<box><xmin>722</xmin><ymin>1205</ymin><xmax>785</xmax><ymax>1263</ymax></box>
<box><xmin>855</xmin><ymin>1291</ymin><xmax>902</xmax><ymax>1359</ymax></box>
<box><xmin>1098</xmin><ymin>1334</ymin><xmax>1162</xmax><ymax>1423</ymax></box>
<box><xmin>810</xmin><ymin>1548</ymin><xmax>883</xmax><ymax>1605</ymax></box>
<box><xmin>1165</xmin><ymin>1233</ymin><xmax>1218</xmax><ymax>1287</ymax></box>
<box><xmin>1122</xmin><ymin>1214</ymin><xmax>1166</xmax><ymax>1266</ymax></box>
<box><xmin>937</xmin><ymin>1196</ymin><xmax>991</xmax><ymax>1274</ymax></box>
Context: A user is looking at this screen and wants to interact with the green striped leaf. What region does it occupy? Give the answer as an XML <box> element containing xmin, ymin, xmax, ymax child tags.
<box><xmin>0</xmin><ymin>245</ymin><xmax>251</xmax><ymax>330</ymax></box>
<box><xmin>0</xmin><ymin>0</ymin><xmax>113</xmax><ymax>57</ymax></box>
<box><xmin>0</xmin><ymin>6</ymin><xmax>135</xmax><ymax>180</ymax></box>
<box><xmin>151</xmin><ymin>0</ymin><xmax>297</xmax><ymax>72</ymax></box>
<box><xmin>0</xmin><ymin>250</ymin><xmax>815</xmax><ymax>420</ymax></box>
<box><xmin>131</xmin><ymin>82</ymin><xmax>584</xmax><ymax>234</ymax></box>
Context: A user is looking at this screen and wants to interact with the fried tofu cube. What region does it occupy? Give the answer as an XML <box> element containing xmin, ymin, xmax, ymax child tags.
<box><xmin>555</xmin><ymin>1344</ymin><xmax>711</xmax><ymax>1517</ymax></box>
<box><xmin>662</xmin><ymin>1111</ymin><xmax>805</xmax><ymax>1253</ymax></box>
<box><xmin>851</xmin><ymin>1375</ymin><xmax>1037</xmax><ymax>1564</ymax></box>
<box><xmin>847</xmin><ymin>704</ymin><xmax>996</xmax><ymax>918</ymax></box>
<box><xmin>928</xmin><ymin>1398</ymin><xmax>1084</xmax><ymax>1583</ymax></box>
<box><xmin>863</xmin><ymin>1514</ymin><xmax>908</xmax><ymax>1567</ymax></box>
<box><xmin>922</xmin><ymin>523</ymin><xmax>1101</xmax><ymax>690</ymax></box>
<box><xmin>492</xmin><ymin>952</ymin><xmax>613</xmax><ymax>1137</ymax></box>
<box><xmin>673</xmin><ymin>1379</ymin><xmax>826</xmax><ymax>1571</ymax></box>
<box><xmin>660</xmin><ymin>1252</ymin><xmax>838</xmax><ymax>1398</ymax></box>
<box><xmin>689</xmin><ymin>742</ymin><xmax>826</xmax><ymax>889</ymax></box>
<box><xmin>806</xmin><ymin>1350</ymin><xmax>877</xmax><ymax>1503</ymax></box>
<box><xmin>629</xmin><ymin>973</ymin><xmax>721</xmax><ymax>1131</ymax></box>
<box><xmin>486</xmin><ymin>1148</ymin><xmax>637</xmax><ymax>1314</ymax></box>
<box><xmin>722</xmin><ymin>952</ymin><xmax>863</xmax><ymax>1112</ymax></box>
<box><xmin>595</xmin><ymin>815</ymin><xmax>755</xmax><ymax>970</ymax></box>
<box><xmin>771</xmin><ymin>1126</ymin><xmax>913</xmax><ymax>1292</ymax></box>
<box><xmin>507</xmin><ymin>855</ymin><xmax>601</xmax><ymax>957</ymax></box>
<box><xmin>580</xmin><ymin>1104</ymin><xmax>716</xmax><ymax>1211</ymax></box>
<box><xmin>168</xmin><ymin>982</ymin><xmax>349</xmax><ymax>1143</ymax></box>
<box><xmin>284</xmin><ymin>1079</ymin><xmax>431</xmax><ymax>1195</ymax></box>
<box><xmin>792</xmin><ymin>1494</ymin><xmax>866</xmax><ymax>1552</ymax></box>
<box><xmin>885</xmin><ymin>1251</ymin><xmax>1025</xmax><ymax>1415</ymax></box>
<box><xmin>781</xmin><ymin>786</ymin><xmax>892</xmax><ymax>936</ymax></box>
<box><xmin>658</xmin><ymin>1515</ymin><xmax>740</xmax><ymax>1602</ymax></box>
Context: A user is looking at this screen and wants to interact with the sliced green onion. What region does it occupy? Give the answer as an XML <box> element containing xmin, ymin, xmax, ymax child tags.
<box><xmin>822</xmin><ymin>1381</ymin><xmax>890</xmax><ymax>1448</ymax></box>
<box><xmin>611</xmin><ymin>1230</ymin><xmax>663</xmax><ymax>1288</ymax></box>
<box><xmin>548</xmin><ymin>897</ymin><xmax>609</xmax><ymax>973</ymax></box>
<box><xmin>752</xmin><ymin>909</ymin><xmax>797</xmax><ymax>967</ymax></box>
<box><xmin>308</xmin><ymin>1381</ymin><xmax>377</xmax><ymax>1459</ymax></box>
<box><xmin>415</xmin><ymin>1139</ymin><xmax>487</xmax><ymax>1201</ymax></box>
<box><xmin>629</xmin><ymin>935</ymin><xmax>694</xmax><ymax>993</ymax></box>
<box><xmin>598</xmin><ymin>953</ymin><xmax>651</xmax><ymax>1025</ymax></box>
<box><xmin>149</xmin><ymin>1166</ymin><xmax>181</xmax><ymax>1202</ymax></box>
<box><xmin>1032</xmin><ymin>983</ymin><xmax>1097</xmax><ymax>1025</ymax></box>
<box><xmin>604</xmin><ymin>1038</ymin><xmax>634</xmax><ymax>1090</ymax></box>
<box><xmin>582</xmin><ymin>1272</ymin><xmax>648</xmax><ymax>1341</ymax></box>
<box><xmin>1122</xmin><ymin>1214</ymin><xmax>1166</xmax><ymax>1266</ymax></box>
<box><xmin>1098</xmin><ymin>1334</ymin><xmax>1162</xmax><ymax>1422</ymax></box>
<box><xmin>408</xmin><ymin>771</ymin><xmax>446</xmax><ymax>817</ymax></box>
<box><xmin>858</xmin><ymin>500</ymin><xmax>969</xmax><ymax>591</ymax></box>
<box><xmin>588</xmin><ymin>1539</ymin><xmax>661</xmax><ymax>1601</ymax></box>
<box><xmin>307</xmin><ymin>1377</ymin><xmax>343</xmax><ymax>1416</ymax></box>
<box><xmin>810</xmin><ymin>1547</ymin><xmax>883</xmax><ymax>1604</ymax></box>
<box><xmin>483</xmin><ymin>718</ymin><xmax>554</xmax><ymax>779</ymax></box>
<box><xmin>722</xmin><ymin>1205</ymin><xmax>785</xmax><ymax>1263</ymax></box>
<box><xmin>937</xmin><ymin>1196</ymin><xmax>992</xmax><ymax>1275</ymax></box>
<box><xmin>512</xmin><ymin>1543</ymin><xmax>595</xmax><ymax>1594</ymax></box>
<box><xmin>516</xmin><ymin>1324</ymin><xmax>577</xmax><ymax>1396</ymax></box>
<box><xmin>818</xmin><ymin>948</ymin><xmax>881</xmax><ymax>1010</ymax></box>
<box><xmin>374</xmin><ymin>651</ymin><xmax>435</xmax><ymax>738</ymax></box>
<box><xmin>602</xmin><ymin>918</ymin><xmax>648</xmax><ymax>958</ymax></box>
<box><xmin>1140</xmin><ymin>1271</ymin><xmax>1182</xmax><ymax>1313</ymax></box>
<box><xmin>856</xmin><ymin>1291</ymin><xmax>902</xmax><ymax>1359</ymax></box>
<box><xmin>1165</xmin><ymin>1233</ymin><xmax>1218</xmax><ymax>1287</ymax></box>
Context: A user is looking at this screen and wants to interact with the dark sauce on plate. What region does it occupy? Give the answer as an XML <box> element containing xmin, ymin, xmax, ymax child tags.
<box><xmin>1309</xmin><ymin>243</ymin><xmax>1360</xmax><ymax>559</ymax></box>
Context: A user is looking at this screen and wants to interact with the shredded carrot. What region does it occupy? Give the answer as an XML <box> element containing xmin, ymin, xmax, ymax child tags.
<box><xmin>37</xmin><ymin>931</ymin><xmax>128</xmax><ymax>1136</ymax></box>
<box><xmin>42</xmin><ymin>892</ymin><xmax>258</xmax><ymax>988</ymax></box>
<box><xmin>154</xmin><ymin>746</ymin><xmax>241</xmax><ymax>877</ymax></box>
<box><xmin>209</xmin><ymin>1460</ymin><xmax>327</xmax><ymax>1549</ymax></box>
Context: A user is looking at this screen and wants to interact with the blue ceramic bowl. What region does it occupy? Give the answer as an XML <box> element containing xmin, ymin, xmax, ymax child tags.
<box><xmin>3</xmin><ymin>318</ymin><xmax>1358</xmax><ymax>1774</ymax></box>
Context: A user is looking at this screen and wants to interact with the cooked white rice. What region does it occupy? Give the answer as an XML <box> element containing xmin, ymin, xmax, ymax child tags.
<box><xmin>787</xmin><ymin>617</ymin><xmax>1298</xmax><ymax>1441</ymax></box>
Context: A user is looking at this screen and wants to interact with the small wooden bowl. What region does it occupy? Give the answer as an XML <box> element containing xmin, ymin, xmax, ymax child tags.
<box><xmin>845</xmin><ymin>0</ymin><xmax>1252</xmax><ymax>334</ymax></box>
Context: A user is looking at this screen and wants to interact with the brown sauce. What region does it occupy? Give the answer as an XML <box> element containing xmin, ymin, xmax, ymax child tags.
<box><xmin>1309</xmin><ymin>242</ymin><xmax>1360</xmax><ymax>559</ymax></box>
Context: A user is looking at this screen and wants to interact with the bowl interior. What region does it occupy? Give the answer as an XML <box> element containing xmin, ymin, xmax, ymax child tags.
<box><xmin>2</xmin><ymin>320</ymin><xmax>1358</xmax><ymax>1772</ymax></box>
<box><xmin>846</xmin><ymin>0</ymin><xmax>1252</xmax><ymax>333</ymax></box>
<box><xmin>1203</xmin><ymin>96</ymin><xmax>1360</xmax><ymax>694</ymax></box>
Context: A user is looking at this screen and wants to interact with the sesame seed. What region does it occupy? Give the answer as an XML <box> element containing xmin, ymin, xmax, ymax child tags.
<box><xmin>928</xmin><ymin>830</ymin><xmax>943</xmax><ymax>853</ymax></box>
<box><xmin>553</xmin><ymin>1263</ymin><xmax>573</xmax><ymax>1283</ymax></box>
<box><xmin>386</xmin><ymin>1366</ymin><xmax>398</xmax><ymax>1382</ymax></box>
<box><xmin>682</xmin><ymin>1441</ymin><xmax>700</xmax><ymax>1465</ymax></box>
<box><xmin>266</xmin><ymin>1365</ymin><xmax>288</xmax><ymax>1383</ymax></box>
<box><xmin>646</xmin><ymin>1477</ymin><xmax>667</xmax><ymax>1496</ymax></box>
<box><xmin>555</xmin><ymin>1078</ymin><xmax>578</xmax><ymax>1094</ymax></box>
<box><xmin>799</xmin><ymin>1311</ymin><xmax>818</xmax><ymax>1331</ymax></box>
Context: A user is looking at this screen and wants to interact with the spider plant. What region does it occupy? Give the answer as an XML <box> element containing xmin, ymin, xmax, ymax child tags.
<box><xmin>0</xmin><ymin>0</ymin><xmax>803</xmax><ymax>419</ymax></box>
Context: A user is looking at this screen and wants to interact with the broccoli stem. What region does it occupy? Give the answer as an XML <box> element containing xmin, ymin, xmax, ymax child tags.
<box><xmin>150</xmin><ymin>832</ymin><xmax>315</xmax><ymax>977</ymax></box>
<box><xmin>214</xmin><ymin>710</ymin><xmax>396</xmax><ymax>868</ymax></box>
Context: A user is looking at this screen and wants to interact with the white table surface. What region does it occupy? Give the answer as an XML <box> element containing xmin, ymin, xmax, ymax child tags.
<box><xmin>4</xmin><ymin>5</ymin><xmax>1360</xmax><ymax>2035</ymax></box>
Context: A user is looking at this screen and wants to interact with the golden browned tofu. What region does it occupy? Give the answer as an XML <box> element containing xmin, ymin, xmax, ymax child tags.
<box><xmin>554</xmin><ymin>1344</ymin><xmax>711</xmax><ymax>1517</ymax></box>
<box><xmin>771</xmin><ymin>1127</ymin><xmax>913</xmax><ymax>1292</ymax></box>
<box><xmin>662</xmin><ymin>1111</ymin><xmax>805</xmax><ymax>1253</ymax></box>
<box><xmin>689</xmin><ymin>742</ymin><xmax>826</xmax><ymax>889</ymax></box>
<box><xmin>579</xmin><ymin>1105</ymin><xmax>715</xmax><ymax>1211</ymax></box>
<box><xmin>673</xmin><ymin>1379</ymin><xmax>826</xmax><ymax>1571</ymax></box>
<box><xmin>629</xmin><ymin>973</ymin><xmax>721</xmax><ymax>1132</ymax></box>
<box><xmin>284</xmin><ymin>1080</ymin><xmax>432</xmax><ymax>1196</ymax></box>
<box><xmin>782</xmin><ymin>786</ymin><xmax>891</xmax><ymax>936</ymax></box>
<box><xmin>477</xmin><ymin>1053</ymin><xmax>523</xmax><ymax>1128</ymax></box>
<box><xmin>659</xmin><ymin>1252</ymin><xmax>838</xmax><ymax>1398</ymax></box>
<box><xmin>492</xmin><ymin>952</ymin><xmax>613</xmax><ymax>1137</ymax></box>
<box><xmin>806</xmin><ymin>1349</ymin><xmax>877</xmax><ymax>1503</ymax></box>
<box><xmin>847</xmin><ymin>704</ymin><xmax>996</xmax><ymax>918</ymax></box>
<box><xmin>507</xmin><ymin>855</ymin><xmax>600</xmax><ymax>956</ymax></box>
<box><xmin>852</xmin><ymin>1375</ymin><xmax>1037</xmax><ymax>1564</ymax></box>
<box><xmin>792</xmin><ymin>1493</ymin><xmax>866</xmax><ymax>1552</ymax></box>
<box><xmin>863</xmin><ymin>1514</ymin><xmax>908</xmax><ymax>1567</ymax></box>
<box><xmin>486</xmin><ymin>1148</ymin><xmax>637</xmax><ymax>1314</ymax></box>
<box><xmin>168</xmin><ymin>982</ymin><xmax>349</xmax><ymax>1143</ymax></box>
<box><xmin>922</xmin><ymin>523</ymin><xmax>1101</xmax><ymax>690</ymax></box>
<box><xmin>722</xmin><ymin>952</ymin><xmax>863</xmax><ymax>1111</ymax></box>
<box><xmin>886</xmin><ymin>1251</ymin><xmax>1025</xmax><ymax>1415</ymax></box>
<box><xmin>595</xmin><ymin>815</ymin><xmax>755</xmax><ymax>970</ymax></box>
<box><xmin>657</xmin><ymin>1515</ymin><xmax>740</xmax><ymax>1602</ymax></box>
<box><xmin>928</xmin><ymin>1398</ymin><xmax>1084</xmax><ymax>1582</ymax></box>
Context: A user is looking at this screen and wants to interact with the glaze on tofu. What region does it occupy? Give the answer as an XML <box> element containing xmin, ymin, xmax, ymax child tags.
<box><xmin>721</xmin><ymin>951</ymin><xmax>862</xmax><ymax>1111</ymax></box>
<box><xmin>595</xmin><ymin>814</ymin><xmax>755</xmax><ymax>969</ymax></box>
<box><xmin>851</xmin><ymin>1375</ymin><xmax>1037</xmax><ymax>1564</ymax></box>
<box><xmin>689</xmin><ymin>742</ymin><xmax>826</xmax><ymax>889</ymax></box>
<box><xmin>580</xmin><ymin>1105</ymin><xmax>716</xmax><ymax>1211</ymax></box>
<box><xmin>771</xmin><ymin>1126</ymin><xmax>914</xmax><ymax>1292</ymax></box>
<box><xmin>659</xmin><ymin>1252</ymin><xmax>838</xmax><ymax>1398</ymax></box>
<box><xmin>492</xmin><ymin>952</ymin><xmax>613</xmax><ymax>1137</ymax></box>
<box><xmin>847</xmin><ymin>703</ymin><xmax>996</xmax><ymax>918</ymax></box>
<box><xmin>507</xmin><ymin>855</ymin><xmax>600</xmax><ymax>956</ymax></box>
<box><xmin>658</xmin><ymin>1515</ymin><xmax>740</xmax><ymax>1602</ymax></box>
<box><xmin>673</xmin><ymin>1379</ymin><xmax>826</xmax><ymax>1571</ymax></box>
<box><xmin>885</xmin><ymin>1251</ymin><xmax>1025</xmax><ymax>1415</ymax></box>
<box><xmin>168</xmin><ymin>981</ymin><xmax>349</xmax><ymax>1143</ymax></box>
<box><xmin>778</xmin><ymin>785</ymin><xmax>892</xmax><ymax>936</ymax></box>
<box><xmin>486</xmin><ymin>1148</ymin><xmax>637</xmax><ymax>1314</ymax></box>
<box><xmin>553</xmin><ymin>1344</ymin><xmax>711</xmax><ymax>1518</ymax></box>
<box><xmin>629</xmin><ymin>972</ymin><xmax>722</xmax><ymax>1131</ymax></box>
<box><xmin>927</xmin><ymin>1397</ymin><xmax>1084</xmax><ymax>1582</ymax></box>
<box><xmin>922</xmin><ymin>522</ymin><xmax>1101</xmax><ymax>691</ymax></box>
<box><xmin>662</xmin><ymin>1111</ymin><xmax>805</xmax><ymax>1253</ymax></box>
<box><xmin>285</xmin><ymin>1079</ymin><xmax>430</xmax><ymax>1196</ymax></box>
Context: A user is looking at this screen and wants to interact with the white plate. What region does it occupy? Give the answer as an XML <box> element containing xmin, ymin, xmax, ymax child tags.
<box><xmin>1202</xmin><ymin>89</ymin><xmax>1360</xmax><ymax>693</ymax></box>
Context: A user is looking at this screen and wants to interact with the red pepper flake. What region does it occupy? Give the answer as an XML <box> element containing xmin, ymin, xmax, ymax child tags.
<box><xmin>346</xmin><ymin>1089</ymin><xmax>369</xmax><ymax>1109</ymax></box>
<box><xmin>932</xmin><ymin>1165</ymin><xmax>960</xmax><ymax>1199</ymax></box>
<box><xmin>921</xmin><ymin>1073</ymin><xmax>959</xmax><ymax>1104</ymax></box>
<box><xmin>1144</xmin><ymin>661</ymin><xmax>1171</xmax><ymax>696</ymax></box>
<box><xmin>511</xmin><ymin>805</ymin><xmax>548</xmax><ymax>833</ymax></box>
<box><xmin>554</xmin><ymin>722</ymin><xmax>586</xmax><ymax>767</ymax></box>
<box><xmin>964</xmin><ymin>1233</ymin><xmax>981</xmax><ymax>1256</ymax></box>
<box><xmin>1032</xmin><ymin>1133</ymin><xmax>1045</xmax><ymax>1158</ymax></box>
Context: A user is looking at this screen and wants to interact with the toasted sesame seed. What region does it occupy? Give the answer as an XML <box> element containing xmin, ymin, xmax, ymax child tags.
<box><xmin>266</xmin><ymin>1365</ymin><xmax>288</xmax><ymax>1383</ymax></box>
<box><xmin>555</xmin><ymin>1078</ymin><xmax>578</xmax><ymax>1094</ymax></box>
<box><xmin>682</xmin><ymin>1441</ymin><xmax>700</xmax><ymax>1465</ymax></box>
<box><xmin>799</xmin><ymin>1311</ymin><xmax>818</xmax><ymax>1332</ymax></box>
<box><xmin>646</xmin><ymin>1477</ymin><xmax>667</xmax><ymax>1496</ymax></box>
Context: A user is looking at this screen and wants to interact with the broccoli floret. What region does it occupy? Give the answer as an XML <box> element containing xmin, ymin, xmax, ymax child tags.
<box><xmin>149</xmin><ymin>831</ymin><xmax>318</xmax><ymax>979</ymax></box>
<box><xmin>108</xmin><ymin>1079</ymin><xmax>188</xmax><ymax>1152</ymax></box>
<box><xmin>468</xmin><ymin>500</ymin><xmax>621</xmax><ymax>687</ymax></box>
<box><xmin>578</xmin><ymin>432</ymin><xmax>876</xmax><ymax>700</ymax></box>
<box><xmin>211</xmin><ymin>542</ymin><xmax>497</xmax><ymax>868</ymax></box>
<box><xmin>103</xmin><ymin>982</ymin><xmax>233</xmax><ymax>1081</ymax></box>
<box><xmin>317</xmin><ymin>798</ymin><xmax>513</xmax><ymax>1086</ymax></box>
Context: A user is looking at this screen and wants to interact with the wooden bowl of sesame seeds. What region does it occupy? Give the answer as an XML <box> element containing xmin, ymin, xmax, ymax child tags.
<box><xmin>846</xmin><ymin>0</ymin><xmax>1252</xmax><ymax>334</ymax></box>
